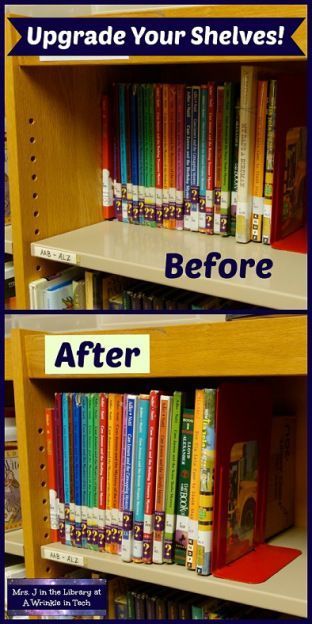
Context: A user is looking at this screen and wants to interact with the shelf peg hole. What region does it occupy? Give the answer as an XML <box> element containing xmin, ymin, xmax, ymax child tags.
<box><xmin>39</xmin><ymin>445</ymin><xmax>45</xmax><ymax>452</ymax></box>
<box><xmin>35</xmin><ymin>229</ymin><xmax>40</xmax><ymax>236</ymax></box>
<box><xmin>44</xmin><ymin>533</ymin><xmax>49</xmax><ymax>539</ymax></box>
<box><xmin>33</xmin><ymin>210</ymin><xmax>39</xmax><ymax>217</ymax></box>
<box><xmin>41</xmin><ymin>481</ymin><xmax>46</xmax><ymax>488</ymax></box>
<box><xmin>42</xmin><ymin>498</ymin><xmax>47</xmax><ymax>505</ymax></box>
<box><xmin>29</xmin><ymin>136</ymin><xmax>36</xmax><ymax>144</ymax></box>
<box><xmin>31</xmin><ymin>174</ymin><xmax>37</xmax><ymax>181</ymax></box>
<box><xmin>36</xmin><ymin>265</ymin><xmax>41</xmax><ymax>272</ymax></box>
<box><xmin>46</xmin><ymin>567</ymin><xmax>51</xmax><ymax>573</ymax></box>
<box><xmin>30</xmin><ymin>155</ymin><xmax>36</xmax><ymax>162</ymax></box>
<box><xmin>33</xmin><ymin>192</ymin><xmax>38</xmax><ymax>199</ymax></box>
<box><xmin>38</xmin><ymin>427</ymin><xmax>43</xmax><ymax>434</ymax></box>
<box><xmin>43</xmin><ymin>515</ymin><xmax>48</xmax><ymax>522</ymax></box>
<box><xmin>40</xmin><ymin>463</ymin><xmax>46</xmax><ymax>470</ymax></box>
<box><xmin>28</xmin><ymin>117</ymin><xmax>35</xmax><ymax>125</ymax></box>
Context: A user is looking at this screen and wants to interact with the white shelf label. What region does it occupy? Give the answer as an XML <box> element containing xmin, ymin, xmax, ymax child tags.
<box><xmin>32</xmin><ymin>245</ymin><xmax>77</xmax><ymax>265</ymax></box>
<box><xmin>44</xmin><ymin>548</ymin><xmax>85</xmax><ymax>566</ymax></box>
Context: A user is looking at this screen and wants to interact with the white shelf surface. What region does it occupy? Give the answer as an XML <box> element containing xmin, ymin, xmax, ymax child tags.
<box><xmin>31</xmin><ymin>221</ymin><xmax>307</xmax><ymax>309</ymax></box>
<box><xmin>5</xmin><ymin>224</ymin><xmax>13</xmax><ymax>254</ymax></box>
<box><xmin>5</xmin><ymin>529</ymin><xmax>24</xmax><ymax>557</ymax></box>
<box><xmin>41</xmin><ymin>527</ymin><xmax>306</xmax><ymax>617</ymax></box>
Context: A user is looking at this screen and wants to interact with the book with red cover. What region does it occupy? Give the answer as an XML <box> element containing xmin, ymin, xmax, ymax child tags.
<box><xmin>271</xmin><ymin>73</ymin><xmax>307</xmax><ymax>252</ymax></box>
<box><xmin>211</xmin><ymin>382</ymin><xmax>301</xmax><ymax>583</ymax></box>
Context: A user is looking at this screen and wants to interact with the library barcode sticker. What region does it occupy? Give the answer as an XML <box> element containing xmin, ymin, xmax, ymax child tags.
<box><xmin>7</xmin><ymin>578</ymin><xmax>107</xmax><ymax>617</ymax></box>
<box><xmin>32</xmin><ymin>245</ymin><xmax>78</xmax><ymax>265</ymax></box>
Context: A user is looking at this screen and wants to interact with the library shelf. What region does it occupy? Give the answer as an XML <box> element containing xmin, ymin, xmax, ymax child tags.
<box><xmin>30</xmin><ymin>221</ymin><xmax>307</xmax><ymax>310</ymax></box>
<box><xmin>41</xmin><ymin>527</ymin><xmax>306</xmax><ymax>617</ymax></box>
<box><xmin>5</xmin><ymin>224</ymin><xmax>13</xmax><ymax>255</ymax></box>
<box><xmin>5</xmin><ymin>529</ymin><xmax>24</xmax><ymax>557</ymax></box>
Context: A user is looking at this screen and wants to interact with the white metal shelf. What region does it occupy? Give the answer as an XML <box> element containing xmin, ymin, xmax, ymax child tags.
<box><xmin>31</xmin><ymin>221</ymin><xmax>307</xmax><ymax>309</ymax></box>
<box><xmin>41</xmin><ymin>527</ymin><xmax>306</xmax><ymax>617</ymax></box>
<box><xmin>5</xmin><ymin>529</ymin><xmax>24</xmax><ymax>557</ymax></box>
<box><xmin>5</xmin><ymin>224</ymin><xmax>13</xmax><ymax>255</ymax></box>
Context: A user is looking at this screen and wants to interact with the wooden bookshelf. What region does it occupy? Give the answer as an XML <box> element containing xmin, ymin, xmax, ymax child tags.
<box><xmin>8</xmin><ymin>316</ymin><xmax>307</xmax><ymax>617</ymax></box>
<box><xmin>5</xmin><ymin>336</ymin><xmax>13</xmax><ymax>381</ymax></box>
<box><xmin>5</xmin><ymin>529</ymin><xmax>24</xmax><ymax>557</ymax></box>
<box><xmin>5</xmin><ymin>5</ymin><xmax>308</xmax><ymax>309</ymax></box>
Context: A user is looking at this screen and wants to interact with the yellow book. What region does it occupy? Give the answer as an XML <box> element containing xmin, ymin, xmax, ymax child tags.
<box><xmin>252</xmin><ymin>80</ymin><xmax>268</xmax><ymax>242</ymax></box>
<box><xmin>186</xmin><ymin>389</ymin><xmax>204</xmax><ymax>570</ymax></box>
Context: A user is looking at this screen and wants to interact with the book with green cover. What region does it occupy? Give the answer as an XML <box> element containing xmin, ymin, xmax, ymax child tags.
<box><xmin>221</xmin><ymin>82</ymin><xmax>236</xmax><ymax>236</ymax></box>
<box><xmin>164</xmin><ymin>391</ymin><xmax>182</xmax><ymax>562</ymax></box>
<box><xmin>174</xmin><ymin>408</ymin><xmax>195</xmax><ymax>565</ymax></box>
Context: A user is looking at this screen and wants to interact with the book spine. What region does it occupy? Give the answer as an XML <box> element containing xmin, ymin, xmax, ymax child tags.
<box><xmin>113</xmin><ymin>84</ymin><xmax>122</xmax><ymax>222</ymax></box>
<box><xmin>143</xmin><ymin>84</ymin><xmax>151</xmax><ymax>225</ymax></box>
<box><xmin>137</xmin><ymin>85</ymin><xmax>145</xmax><ymax>224</ymax></box>
<box><xmin>102</xmin><ymin>94</ymin><xmax>114</xmax><ymax>220</ymax></box>
<box><xmin>184</xmin><ymin>86</ymin><xmax>192</xmax><ymax>230</ymax></box>
<box><xmin>263</xmin><ymin>79</ymin><xmax>277</xmax><ymax>245</ymax></box>
<box><xmin>62</xmin><ymin>393</ymin><xmax>71</xmax><ymax>545</ymax></box>
<box><xmin>68</xmin><ymin>395</ymin><xmax>75</xmax><ymax>546</ymax></box>
<box><xmin>206</xmin><ymin>82</ymin><xmax>216</xmax><ymax>234</ymax></box>
<box><xmin>122</xmin><ymin>395</ymin><xmax>137</xmax><ymax>562</ymax></box>
<box><xmin>81</xmin><ymin>394</ymin><xmax>88</xmax><ymax>548</ymax></box>
<box><xmin>190</xmin><ymin>86</ymin><xmax>200</xmax><ymax>232</ymax></box>
<box><xmin>87</xmin><ymin>394</ymin><xmax>95</xmax><ymax>549</ymax></box>
<box><xmin>143</xmin><ymin>390</ymin><xmax>160</xmax><ymax>563</ymax></box>
<box><xmin>230</xmin><ymin>94</ymin><xmax>240</xmax><ymax>236</ymax></box>
<box><xmin>73</xmin><ymin>394</ymin><xmax>82</xmax><ymax>548</ymax></box>
<box><xmin>168</xmin><ymin>84</ymin><xmax>177</xmax><ymax>229</ymax></box>
<box><xmin>174</xmin><ymin>409</ymin><xmax>195</xmax><ymax>565</ymax></box>
<box><xmin>133</xmin><ymin>395</ymin><xmax>150</xmax><ymax>562</ymax></box>
<box><xmin>221</xmin><ymin>82</ymin><xmax>235</xmax><ymax>236</ymax></box>
<box><xmin>236</xmin><ymin>65</ymin><xmax>258</xmax><ymax>243</ymax></box>
<box><xmin>199</xmin><ymin>86</ymin><xmax>208</xmax><ymax>232</ymax></box>
<box><xmin>162</xmin><ymin>84</ymin><xmax>170</xmax><ymax>228</ymax></box>
<box><xmin>126</xmin><ymin>84</ymin><xmax>133</xmax><ymax>224</ymax></box>
<box><xmin>105</xmin><ymin>394</ymin><xmax>113</xmax><ymax>552</ymax></box>
<box><xmin>91</xmin><ymin>393</ymin><xmax>100</xmax><ymax>550</ymax></box>
<box><xmin>186</xmin><ymin>389</ymin><xmax>204</xmax><ymax>570</ymax></box>
<box><xmin>119</xmin><ymin>84</ymin><xmax>128</xmax><ymax>223</ymax></box>
<box><xmin>111</xmin><ymin>394</ymin><xmax>123</xmax><ymax>554</ymax></box>
<box><xmin>149</xmin><ymin>84</ymin><xmax>156</xmax><ymax>226</ymax></box>
<box><xmin>98</xmin><ymin>393</ymin><xmax>108</xmax><ymax>551</ymax></box>
<box><xmin>54</xmin><ymin>393</ymin><xmax>64</xmax><ymax>543</ymax></box>
<box><xmin>196</xmin><ymin>389</ymin><xmax>216</xmax><ymax>576</ymax></box>
<box><xmin>175</xmin><ymin>84</ymin><xmax>185</xmax><ymax>230</ymax></box>
<box><xmin>164</xmin><ymin>391</ymin><xmax>182</xmax><ymax>563</ymax></box>
<box><xmin>118</xmin><ymin>394</ymin><xmax>128</xmax><ymax>555</ymax></box>
<box><xmin>45</xmin><ymin>408</ymin><xmax>58</xmax><ymax>542</ymax></box>
<box><xmin>153</xmin><ymin>395</ymin><xmax>172</xmax><ymax>564</ymax></box>
<box><xmin>155</xmin><ymin>84</ymin><xmax>163</xmax><ymax>227</ymax></box>
<box><xmin>213</xmin><ymin>86</ymin><xmax>224</xmax><ymax>234</ymax></box>
<box><xmin>252</xmin><ymin>80</ymin><xmax>268</xmax><ymax>242</ymax></box>
<box><xmin>130</xmin><ymin>84</ymin><xmax>139</xmax><ymax>224</ymax></box>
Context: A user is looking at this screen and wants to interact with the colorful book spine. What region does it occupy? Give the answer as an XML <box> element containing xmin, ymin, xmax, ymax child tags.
<box><xmin>252</xmin><ymin>80</ymin><xmax>268</xmax><ymax>242</ymax></box>
<box><xmin>105</xmin><ymin>394</ymin><xmax>113</xmax><ymax>552</ymax></box>
<box><xmin>155</xmin><ymin>84</ymin><xmax>163</xmax><ymax>227</ymax></box>
<box><xmin>111</xmin><ymin>394</ymin><xmax>123</xmax><ymax>554</ymax></box>
<box><xmin>174</xmin><ymin>409</ymin><xmax>195</xmax><ymax>565</ymax></box>
<box><xmin>122</xmin><ymin>395</ymin><xmax>137</xmax><ymax>562</ymax></box>
<box><xmin>61</xmin><ymin>393</ymin><xmax>71</xmax><ymax>545</ymax></box>
<box><xmin>144</xmin><ymin>85</ymin><xmax>155</xmax><ymax>225</ymax></box>
<box><xmin>133</xmin><ymin>394</ymin><xmax>150</xmax><ymax>562</ymax></box>
<box><xmin>213</xmin><ymin>86</ymin><xmax>224</xmax><ymax>235</ymax></box>
<box><xmin>262</xmin><ymin>79</ymin><xmax>277</xmax><ymax>245</ymax></box>
<box><xmin>236</xmin><ymin>65</ymin><xmax>258</xmax><ymax>243</ymax></box>
<box><xmin>73</xmin><ymin>394</ymin><xmax>82</xmax><ymax>548</ymax></box>
<box><xmin>45</xmin><ymin>407</ymin><xmax>58</xmax><ymax>542</ymax></box>
<box><xmin>198</xmin><ymin>86</ymin><xmax>208</xmax><ymax>233</ymax></box>
<box><xmin>221</xmin><ymin>82</ymin><xmax>235</xmax><ymax>236</ymax></box>
<box><xmin>102</xmin><ymin>95</ymin><xmax>114</xmax><ymax>220</ymax></box>
<box><xmin>206</xmin><ymin>82</ymin><xmax>216</xmax><ymax>235</ymax></box>
<box><xmin>54</xmin><ymin>393</ymin><xmax>64</xmax><ymax>543</ymax></box>
<box><xmin>164</xmin><ymin>391</ymin><xmax>182</xmax><ymax>562</ymax></box>
<box><xmin>143</xmin><ymin>390</ymin><xmax>160</xmax><ymax>563</ymax></box>
<box><xmin>230</xmin><ymin>95</ymin><xmax>240</xmax><ymax>236</ymax></box>
<box><xmin>175</xmin><ymin>84</ymin><xmax>185</xmax><ymax>230</ymax></box>
<box><xmin>87</xmin><ymin>394</ymin><xmax>95</xmax><ymax>549</ymax></box>
<box><xmin>196</xmin><ymin>389</ymin><xmax>217</xmax><ymax>576</ymax></box>
<box><xmin>113</xmin><ymin>84</ymin><xmax>122</xmax><ymax>222</ymax></box>
<box><xmin>68</xmin><ymin>394</ymin><xmax>75</xmax><ymax>546</ymax></box>
<box><xmin>186</xmin><ymin>389</ymin><xmax>204</xmax><ymax>570</ymax></box>
<box><xmin>130</xmin><ymin>84</ymin><xmax>139</xmax><ymax>224</ymax></box>
<box><xmin>153</xmin><ymin>395</ymin><xmax>172</xmax><ymax>564</ymax></box>
<box><xmin>91</xmin><ymin>393</ymin><xmax>100</xmax><ymax>550</ymax></box>
<box><xmin>137</xmin><ymin>85</ymin><xmax>145</xmax><ymax>224</ymax></box>
<box><xmin>149</xmin><ymin>84</ymin><xmax>156</xmax><ymax>226</ymax></box>
<box><xmin>183</xmin><ymin>86</ymin><xmax>192</xmax><ymax>230</ymax></box>
<box><xmin>119</xmin><ymin>394</ymin><xmax>128</xmax><ymax>555</ymax></box>
<box><xmin>81</xmin><ymin>394</ymin><xmax>88</xmax><ymax>548</ymax></box>
<box><xmin>119</xmin><ymin>84</ymin><xmax>128</xmax><ymax>223</ymax></box>
<box><xmin>126</xmin><ymin>84</ymin><xmax>133</xmax><ymax>224</ymax></box>
<box><xmin>190</xmin><ymin>86</ymin><xmax>200</xmax><ymax>232</ymax></box>
<box><xmin>98</xmin><ymin>393</ymin><xmax>108</xmax><ymax>551</ymax></box>
<box><xmin>162</xmin><ymin>84</ymin><xmax>170</xmax><ymax>228</ymax></box>
<box><xmin>168</xmin><ymin>84</ymin><xmax>177</xmax><ymax>229</ymax></box>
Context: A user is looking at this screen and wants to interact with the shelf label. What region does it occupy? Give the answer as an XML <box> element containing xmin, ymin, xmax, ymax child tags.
<box><xmin>45</xmin><ymin>334</ymin><xmax>150</xmax><ymax>374</ymax></box>
<box><xmin>32</xmin><ymin>245</ymin><xmax>77</xmax><ymax>265</ymax></box>
<box><xmin>44</xmin><ymin>548</ymin><xmax>85</xmax><ymax>566</ymax></box>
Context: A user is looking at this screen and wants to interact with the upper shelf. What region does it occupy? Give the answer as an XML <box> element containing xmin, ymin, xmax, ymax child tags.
<box><xmin>5</xmin><ymin>224</ymin><xmax>13</xmax><ymax>255</ymax></box>
<box><xmin>31</xmin><ymin>221</ymin><xmax>307</xmax><ymax>310</ymax></box>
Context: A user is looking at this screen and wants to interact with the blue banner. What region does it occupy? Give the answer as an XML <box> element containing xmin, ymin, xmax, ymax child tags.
<box><xmin>7</xmin><ymin>579</ymin><xmax>107</xmax><ymax>616</ymax></box>
<box><xmin>9</xmin><ymin>17</ymin><xmax>304</xmax><ymax>56</ymax></box>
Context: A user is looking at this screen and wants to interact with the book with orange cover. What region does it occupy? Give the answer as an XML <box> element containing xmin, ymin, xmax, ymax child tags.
<box><xmin>105</xmin><ymin>393</ymin><xmax>123</xmax><ymax>553</ymax></box>
<box><xmin>155</xmin><ymin>84</ymin><xmax>163</xmax><ymax>227</ymax></box>
<box><xmin>152</xmin><ymin>395</ymin><xmax>172</xmax><ymax>563</ymax></box>
<box><xmin>186</xmin><ymin>389</ymin><xmax>204</xmax><ymax>570</ymax></box>
<box><xmin>252</xmin><ymin>81</ymin><xmax>268</xmax><ymax>242</ymax></box>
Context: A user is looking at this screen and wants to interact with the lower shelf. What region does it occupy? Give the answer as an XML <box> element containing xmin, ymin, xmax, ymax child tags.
<box><xmin>5</xmin><ymin>529</ymin><xmax>24</xmax><ymax>557</ymax></box>
<box><xmin>41</xmin><ymin>527</ymin><xmax>306</xmax><ymax>617</ymax></box>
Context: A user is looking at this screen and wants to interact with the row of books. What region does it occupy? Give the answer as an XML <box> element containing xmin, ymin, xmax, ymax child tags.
<box><xmin>45</xmin><ymin>386</ymin><xmax>295</xmax><ymax>577</ymax></box>
<box><xmin>29</xmin><ymin>266</ymin><xmax>256</xmax><ymax>310</ymax></box>
<box><xmin>102</xmin><ymin>68</ymin><xmax>306</xmax><ymax>246</ymax></box>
